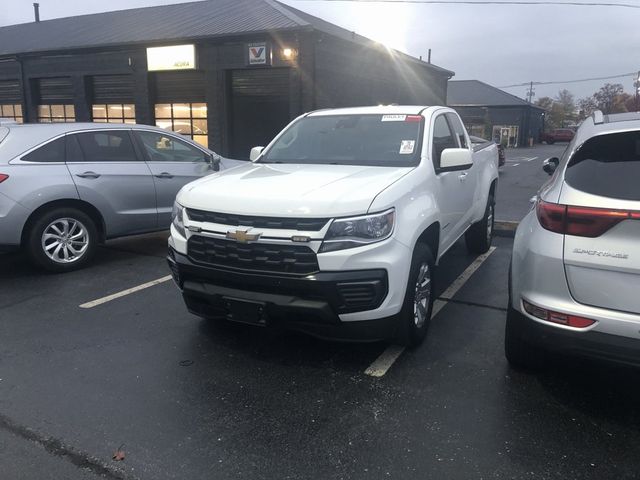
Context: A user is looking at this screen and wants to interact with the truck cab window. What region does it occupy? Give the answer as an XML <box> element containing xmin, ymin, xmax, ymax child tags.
<box><xmin>432</xmin><ymin>115</ymin><xmax>458</xmax><ymax>169</ymax></box>
<box><xmin>446</xmin><ymin>113</ymin><xmax>468</xmax><ymax>149</ymax></box>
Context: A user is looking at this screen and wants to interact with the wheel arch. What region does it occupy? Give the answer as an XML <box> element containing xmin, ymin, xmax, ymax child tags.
<box><xmin>414</xmin><ymin>221</ymin><xmax>440</xmax><ymax>263</ymax></box>
<box><xmin>489</xmin><ymin>178</ymin><xmax>497</xmax><ymax>200</ymax></box>
<box><xmin>21</xmin><ymin>199</ymin><xmax>106</xmax><ymax>246</ymax></box>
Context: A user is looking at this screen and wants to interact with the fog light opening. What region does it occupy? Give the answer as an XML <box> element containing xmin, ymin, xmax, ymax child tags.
<box><xmin>522</xmin><ymin>299</ymin><xmax>596</xmax><ymax>328</ymax></box>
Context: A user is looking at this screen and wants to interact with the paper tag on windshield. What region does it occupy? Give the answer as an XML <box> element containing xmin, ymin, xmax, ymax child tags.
<box><xmin>382</xmin><ymin>115</ymin><xmax>406</xmax><ymax>122</ymax></box>
<box><xmin>399</xmin><ymin>140</ymin><xmax>415</xmax><ymax>154</ymax></box>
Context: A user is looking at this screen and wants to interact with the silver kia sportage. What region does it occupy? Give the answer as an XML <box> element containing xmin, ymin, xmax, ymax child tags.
<box><xmin>507</xmin><ymin>110</ymin><xmax>640</xmax><ymax>368</ymax></box>
<box><xmin>0</xmin><ymin>121</ymin><xmax>240</xmax><ymax>272</ymax></box>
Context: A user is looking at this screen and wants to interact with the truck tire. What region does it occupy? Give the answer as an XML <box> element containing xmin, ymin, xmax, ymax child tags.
<box><xmin>465</xmin><ymin>195</ymin><xmax>494</xmax><ymax>254</ymax></box>
<box><xmin>504</xmin><ymin>304</ymin><xmax>544</xmax><ymax>370</ymax></box>
<box><xmin>26</xmin><ymin>207</ymin><xmax>98</xmax><ymax>272</ymax></box>
<box><xmin>395</xmin><ymin>243</ymin><xmax>435</xmax><ymax>347</ymax></box>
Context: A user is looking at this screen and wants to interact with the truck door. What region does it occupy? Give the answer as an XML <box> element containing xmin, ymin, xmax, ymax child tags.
<box><xmin>431</xmin><ymin>114</ymin><xmax>474</xmax><ymax>250</ymax></box>
<box><xmin>446</xmin><ymin>113</ymin><xmax>479</xmax><ymax>228</ymax></box>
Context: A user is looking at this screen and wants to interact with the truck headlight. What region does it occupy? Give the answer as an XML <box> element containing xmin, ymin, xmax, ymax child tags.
<box><xmin>171</xmin><ymin>202</ymin><xmax>186</xmax><ymax>238</ymax></box>
<box><xmin>320</xmin><ymin>209</ymin><xmax>395</xmax><ymax>253</ymax></box>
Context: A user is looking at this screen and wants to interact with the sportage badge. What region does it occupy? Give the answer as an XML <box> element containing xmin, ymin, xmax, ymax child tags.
<box><xmin>226</xmin><ymin>228</ymin><xmax>262</xmax><ymax>243</ymax></box>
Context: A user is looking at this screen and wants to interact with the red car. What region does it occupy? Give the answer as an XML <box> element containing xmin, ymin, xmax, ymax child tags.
<box><xmin>540</xmin><ymin>128</ymin><xmax>575</xmax><ymax>144</ymax></box>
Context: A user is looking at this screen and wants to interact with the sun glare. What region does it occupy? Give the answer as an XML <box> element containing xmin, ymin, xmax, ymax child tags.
<box><xmin>356</xmin><ymin>4</ymin><xmax>409</xmax><ymax>52</ymax></box>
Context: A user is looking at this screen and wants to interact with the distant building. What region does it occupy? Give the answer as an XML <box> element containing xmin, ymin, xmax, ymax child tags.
<box><xmin>0</xmin><ymin>0</ymin><xmax>453</xmax><ymax>158</ymax></box>
<box><xmin>447</xmin><ymin>80</ymin><xmax>545</xmax><ymax>147</ymax></box>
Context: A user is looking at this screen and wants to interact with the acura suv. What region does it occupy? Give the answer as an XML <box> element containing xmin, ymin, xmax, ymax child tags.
<box><xmin>507</xmin><ymin>111</ymin><xmax>640</xmax><ymax>368</ymax></box>
<box><xmin>0</xmin><ymin>121</ymin><xmax>240</xmax><ymax>272</ymax></box>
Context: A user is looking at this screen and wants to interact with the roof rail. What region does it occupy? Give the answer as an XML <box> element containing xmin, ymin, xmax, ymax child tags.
<box><xmin>592</xmin><ymin>110</ymin><xmax>604</xmax><ymax>125</ymax></box>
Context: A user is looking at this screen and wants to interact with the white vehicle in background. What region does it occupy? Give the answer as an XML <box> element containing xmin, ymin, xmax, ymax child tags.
<box><xmin>507</xmin><ymin>111</ymin><xmax>640</xmax><ymax>368</ymax></box>
<box><xmin>168</xmin><ymin>106</ymin><xmax>499</xmax><ymax>346</ymax></box>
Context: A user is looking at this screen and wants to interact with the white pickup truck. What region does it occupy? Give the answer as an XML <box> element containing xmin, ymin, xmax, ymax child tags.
<box><xmin>168</xmin><ymin>106</ymin><xmax>499</xmax><ymax>346</ymax></box>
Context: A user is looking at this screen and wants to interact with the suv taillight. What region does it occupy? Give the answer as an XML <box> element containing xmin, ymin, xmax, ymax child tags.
<box><xmin>0</xmin><ymin>174</ymin><xmax>8</xmax><ymax>183</ymax></box>
<box><xmin>536</xmin><ymin>199</ymin><xmax>640</xmax><ymax>237</ymax></box>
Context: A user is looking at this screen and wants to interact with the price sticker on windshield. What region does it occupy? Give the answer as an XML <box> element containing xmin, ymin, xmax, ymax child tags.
<box><xmin>399</xmin><ymin>140</ymin><xmax>415</xmax><ymax>154</ymax></box>
<box><xmin>381</xmin><ymin>115</ymin><xmax>406</xmax><ymax>122</ymax></box>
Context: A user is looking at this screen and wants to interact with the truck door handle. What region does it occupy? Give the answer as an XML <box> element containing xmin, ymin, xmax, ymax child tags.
<box><xmin>76</xmin><ymin>171</ymin><xmax>100</xmax><ymax>179</ymax></box>
<box><xmin>154</xmin><ymin>172</ymin><xmax>174</xmax><ymax>179</ymax></box>
<box><xmin>458</xmin><ymin>172</ymin><xmax>468</xmax><ymax>181</ymax></box>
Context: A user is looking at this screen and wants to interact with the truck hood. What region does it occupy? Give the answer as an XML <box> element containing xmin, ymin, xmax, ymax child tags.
<box><xmin>178</xmin><ymin>163</ymin><xmax>414</xmax><ymax>217</ymax></box>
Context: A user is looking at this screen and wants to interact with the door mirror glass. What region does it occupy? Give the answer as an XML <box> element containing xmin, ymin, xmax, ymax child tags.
<box><xmin>543</xmin><ymin>157</ymin><xmax>559</xmax><ymax>175</ymax></box>
<box><xmin>250</xmin><ymin>146</ymin><xmax>265</xmax><ymax>162</ymax></box>
<box><xmin>440</xmin><ymin>148</ymin><xmax>472</xmax><ymax>171</ymax></box>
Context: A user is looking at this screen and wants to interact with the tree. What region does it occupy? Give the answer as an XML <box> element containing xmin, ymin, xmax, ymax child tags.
<box><xmin>555</xmin><ymin>89</ymin><xmax>576</xmax><ymax>126</ymax></box>
<box><xmin>578</xmin><ymin>83</ymin><xmax>631</xmax><ymax>118</ymax></box>
<box><xmin>535</xmin><ymin>90</ymin><xmax>577</xmax><ymax>130</ymax></box>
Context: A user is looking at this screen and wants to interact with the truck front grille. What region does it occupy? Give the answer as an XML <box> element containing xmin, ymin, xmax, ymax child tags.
<box><xmin>187</xmin><ymin>236</ymin><xmax>319</xmax><ymax>276</ymax></box>
<box><xmin>186</xmin><ymin>209</ymin><xmax>329</xmax><ymax>232</ymax></box>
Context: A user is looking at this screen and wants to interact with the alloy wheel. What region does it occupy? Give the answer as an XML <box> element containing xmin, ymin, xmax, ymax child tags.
<box><xmin>413</xmin><ymin>262</ymin><xmax>432</xmax><ymax>328</ymax></box>
<box><xmin>41</xmin><ymin>217</ymin><xmax>89</xmax><ymax>264</ymax></box>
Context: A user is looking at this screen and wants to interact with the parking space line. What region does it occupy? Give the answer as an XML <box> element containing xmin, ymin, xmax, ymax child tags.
<box><xmin>526</xmin><ymin>157</ymin><xmax>538</xmax><ymax>162</ymax></box>
<box><xmin>364</xmin><ymin>246</ymin><xmax>497</xmax><ymax>378</ymax></box>
<box><xmin>512</xmin><ymin>163</ymin><xmax>520</xmax><ymax>167</ymax></box>
<box><xmin>79</xmin><ymin>275</ymin><xmax>172</xmax><ymax>309</ymax></box>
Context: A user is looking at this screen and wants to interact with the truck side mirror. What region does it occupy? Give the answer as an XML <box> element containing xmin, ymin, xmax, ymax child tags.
<box><xmin>440</xmin><ymin>148</ymin><xmax>472</xmax><ymax>171</ymax></box>
<box><xmin>249</xmin><ymin>146</ymin><xmax>265</xmax><ymax>162</ymax></box>
<box><xmin>543</xmin><ymin>157</ymin><xmax>559</xmax><ymax>176</ymax></box>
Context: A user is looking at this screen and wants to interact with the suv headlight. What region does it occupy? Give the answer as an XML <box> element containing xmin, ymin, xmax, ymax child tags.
<box><xmin>319</xmin><ymin>209</ymin><xmax>395</xmax><ymax>253</ymax></box>
<box><xmin>171</xmin><ymin>202</ymin><xmax>186</xmax><ymax>238</ymax></box>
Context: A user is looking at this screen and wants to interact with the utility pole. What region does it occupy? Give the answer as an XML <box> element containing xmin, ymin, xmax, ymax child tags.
<box><xmin>526</xmin><ymin>81</ymin><xmax>535</xmax><ymax>103</ymax></box>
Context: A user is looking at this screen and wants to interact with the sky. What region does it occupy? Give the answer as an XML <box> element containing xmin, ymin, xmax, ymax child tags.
<box><xmin>1</xmin><ymin>0</ymin><xmax>638</xmax><ymax>102</ymax></box>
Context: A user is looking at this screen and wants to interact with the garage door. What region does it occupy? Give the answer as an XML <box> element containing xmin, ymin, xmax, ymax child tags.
<box><xmin>0</xmin><ymin>80</ymin><xmax>21</xmax><ymax>104</ymax></box>
<box><xmin>230</xmin><ymin>68</ymin><xmax>290</xmax><ymax>159</ymax></box>
<box><xmin>36</xmin><ymin>77</ymin><xmax>73</xmax><ymax>103</ymax></box>
<box><xmin>154</xmin><ymin>71</ymin><xmax>205</xmax><ymax>103</ymax></box>
<box><xmin>92</xmin><ymin>75</ymin><xmax>135</xmax><ymax>103</ymax></box>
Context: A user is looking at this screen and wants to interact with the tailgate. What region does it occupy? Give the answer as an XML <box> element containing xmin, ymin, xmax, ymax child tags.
<box><xmin>564</xmin><ymin>219</ymin><xmax>640</xmax><ymax>314</ymax></box>
<box><xmin>560</xmin><ymin>128</ymin><xmax>640</xmax><ymax>315</ymax></box>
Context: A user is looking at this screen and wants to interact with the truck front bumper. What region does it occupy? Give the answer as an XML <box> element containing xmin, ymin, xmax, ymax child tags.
<box><xmin>167</xmin><ymin>248</ymin><xmax>396</xmax><ymax>341</ymax></box>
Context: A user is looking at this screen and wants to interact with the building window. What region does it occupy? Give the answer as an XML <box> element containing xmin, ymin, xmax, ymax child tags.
<box><xmin>1</xmin><ymin>104</ymin><xmax>23</xmax><ymax>123</ymax></box>
<box><xmin>154</xmin><ymin>103</ymin><xmax>208</xmax><ymax>148</ymax></box>
<box><xmin>92</xmin><ymin>104</ymin><xmax>136</xmax><ymax>124</ymax></box>
<box><xmin>38</xmin><ymin>104</ymin><xmax>75</xmax><ymax>123</ymax></box>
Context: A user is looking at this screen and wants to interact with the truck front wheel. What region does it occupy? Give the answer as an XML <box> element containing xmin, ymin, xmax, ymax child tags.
<box><xmin>395</xmin><ymin>243</ymin><xmax>435</xmax><ymax>347</ymax></box>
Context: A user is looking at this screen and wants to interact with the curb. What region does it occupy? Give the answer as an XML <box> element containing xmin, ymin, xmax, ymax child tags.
<box><xmin>494</xmin><ymin>220</ymin><xmax>518</xmax><ymax>238</ymax></box>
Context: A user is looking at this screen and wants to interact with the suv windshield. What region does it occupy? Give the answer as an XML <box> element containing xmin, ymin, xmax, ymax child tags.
<box><xmin>565</xmin><ymin>130</ymin><xmax>640</xmax><ymax>201</ymax></box>
<box><xmin>261</xmin><ymin>114</ymin><xmax>423</xmax><ymax>167</ymax></box>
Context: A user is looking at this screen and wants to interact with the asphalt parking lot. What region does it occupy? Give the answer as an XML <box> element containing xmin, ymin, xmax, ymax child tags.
<box><xmin>2</xmin><ymin>227</ymin><xmax>640</xmax><ymax>479</ymax></box>
<box><xmin>495</xmin><ymin>143</ymin><xmax>567</xmax><ymax>222</ymax></box>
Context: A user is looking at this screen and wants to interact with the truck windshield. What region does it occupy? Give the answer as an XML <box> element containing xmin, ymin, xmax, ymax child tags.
<box><xmin>261</xmin><ymin>114</ymin><xmax>423</xmax><ymax>167</ymax></box>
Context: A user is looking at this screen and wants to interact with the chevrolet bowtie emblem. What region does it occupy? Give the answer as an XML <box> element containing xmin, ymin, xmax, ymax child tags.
<box><xmin>226</xmin><ymin>228</ymin><xmax>261</xmax><ymax>243</ymax></box>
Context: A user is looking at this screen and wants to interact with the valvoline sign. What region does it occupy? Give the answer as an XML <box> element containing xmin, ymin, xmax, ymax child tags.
<box><xmin>248</xmin><ymin>42</ymin><xmax>268</xmax><ymax>65</ymax></box>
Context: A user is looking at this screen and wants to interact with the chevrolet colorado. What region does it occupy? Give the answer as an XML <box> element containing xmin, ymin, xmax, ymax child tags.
<box><xmin>168</xmin><ymin>106</ymin><xmax>499</xmax><ymax>346</ymax></box>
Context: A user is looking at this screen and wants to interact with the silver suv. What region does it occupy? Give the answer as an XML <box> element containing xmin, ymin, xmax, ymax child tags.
<box><xmin>507</xmin><ymin>111</ymin><xmax>640</xmax><ymax>368</ymax></box>
<box><xmin>0</xmin><ymin>121</ymin><xmax>239</xmax><ymax>272</ymax></box>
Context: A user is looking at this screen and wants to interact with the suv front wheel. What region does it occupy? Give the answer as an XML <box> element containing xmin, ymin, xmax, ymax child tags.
<box><xmin>26</xmin><ymin>207</ymin><xmax>98</xmax><ymax>272</ymax></box>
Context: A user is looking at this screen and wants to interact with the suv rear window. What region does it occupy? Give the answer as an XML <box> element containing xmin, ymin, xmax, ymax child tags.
<box><xmin>565</xmin><ymin>130</ymin><xmax>640</xmax><ymax>201</ymax></box>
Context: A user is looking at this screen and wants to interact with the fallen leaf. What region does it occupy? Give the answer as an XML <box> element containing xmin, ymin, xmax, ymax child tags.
<box><xmin>112</xmin><ymin>444</ymin><xmax>125</xmax><ymax>461</ymax></box>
